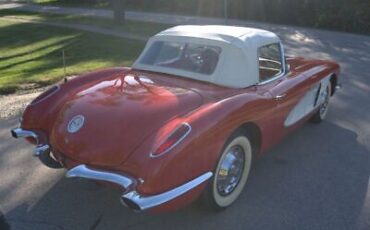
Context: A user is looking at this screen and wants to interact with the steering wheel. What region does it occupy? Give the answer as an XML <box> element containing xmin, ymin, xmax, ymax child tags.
<box><xmin>186</xmin><ymin>47</ymin><xmax>206</xmax><ymax>71</ymax></box>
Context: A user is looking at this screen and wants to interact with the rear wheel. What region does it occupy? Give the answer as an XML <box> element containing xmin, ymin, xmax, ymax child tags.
<box><xmin>203</xmin><ymin>132</ymin><xmax>253</xmax><ymax>210</ymax></box>
<box><xmin>311</xmin><ymin>84</ymin><xmax>331</xmax><ymax>123</ymax></box>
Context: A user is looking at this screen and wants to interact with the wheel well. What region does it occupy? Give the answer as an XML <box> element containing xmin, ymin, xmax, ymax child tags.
<box><xmin>236</xmin><ymin>123</ymin><xmax>262</xmax><ymax>156</ymax></box>
<box><xmin>330</xmin><ymin>74</ymin><xmax>337</xmax><ymax>96</ymax></box>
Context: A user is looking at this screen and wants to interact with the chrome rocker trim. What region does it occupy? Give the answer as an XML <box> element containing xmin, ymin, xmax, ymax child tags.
<box><xmin>11</xmin><ymin>128</ymin><xmax>39</xmax><ymax>144</ymax></box>
<box><xmin>66</xmin><ymin>164</ymin><xmax>212</xmax><ymax>211</ymax></box>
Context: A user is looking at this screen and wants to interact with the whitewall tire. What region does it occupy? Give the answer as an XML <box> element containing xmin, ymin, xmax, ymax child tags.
<box><xmin>312</xmin><ymin>83</ymin><xmax>331</xmax><ymax>123</ymax></box>
<box><xmin>203</xmin><ymin>133</ymin><xmax>253</xmax><ymax>210</ymax></box>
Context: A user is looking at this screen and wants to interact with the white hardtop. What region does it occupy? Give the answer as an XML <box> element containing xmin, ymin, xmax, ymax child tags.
<box><xmin>133</xmin><ymin>25</ymin><xmax>281</xmax><ymax>88</ymax></box>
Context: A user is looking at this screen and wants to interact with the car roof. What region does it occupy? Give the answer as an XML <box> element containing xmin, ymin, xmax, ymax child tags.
<box><xmin>156</xmin><ymin>25</ymin><xmax>279</xmax><ymax>48</ymax></box>
<box><xmin>133</xmin><ymin>25</ymin><xmax>281</xmax><ymax>88</ymax></box>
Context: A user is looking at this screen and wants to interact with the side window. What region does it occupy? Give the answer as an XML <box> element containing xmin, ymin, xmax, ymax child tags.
<box><xmin>258</xmin><ymin>43</ymin><xmax>283</xmax><ymax>82</ymax></box>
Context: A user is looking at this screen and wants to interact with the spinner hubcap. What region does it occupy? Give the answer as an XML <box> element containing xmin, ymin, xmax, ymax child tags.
<box><xmin>216</xmin><ymin>145</ymin><xmax>245</xmax><ymax>196</ymax></box>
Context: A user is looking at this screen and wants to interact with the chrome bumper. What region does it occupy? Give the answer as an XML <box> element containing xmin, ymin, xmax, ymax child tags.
<box><xmin>66</xmin><ymin>164</ymin><xmax>212</xmax><ymax>211</ymax></box>
<box><xmin>11</xmin><ymin>128</ymin><xmax>50</xmax><ymax>156</ymax></box>
<box><xmin>11</xmin><ymin>128</ymin><xmax>62</xmax><ymax>168</ymax></box>
<box><xmin>12</xmin><ymin>128</ymin><xmax>213</xmax><ymax>211</ymax></box>
<box><xmin>66</xmin><ymin>165</ymin><xmax>135</xmax><ymax>190</ymax></box>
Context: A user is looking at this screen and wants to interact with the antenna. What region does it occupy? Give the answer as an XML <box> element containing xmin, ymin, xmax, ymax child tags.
<box><xmin>62</xmin><ymin>49</ymin><xmax>67</xmax><ymax>83</ymax></box>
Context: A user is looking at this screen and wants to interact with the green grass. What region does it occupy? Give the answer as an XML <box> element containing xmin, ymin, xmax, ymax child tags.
<box><xmin>29</xmin><ymin>0</ymin><xmax>110</xmax><ymax>9</ymax></box>
<box><xmin>0</xmin><ymin>9</ymin><xmax>171</xmax><ymax>37</ymax></box>
<box><xmin>0</xmin><ymin>10</ymin><xmax>171</xmax><ymax>94</ymax></box>
<box><xmin>0</xmin><ymin>18</ymin><xmax>144</xmax><ymax>94</ymax></box>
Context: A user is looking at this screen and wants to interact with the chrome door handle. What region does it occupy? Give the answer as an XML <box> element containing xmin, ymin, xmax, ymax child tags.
<box><xmin>274</xmin><ymin>94</ymin><xmax>286</xmax><ymax>100</ymax></box>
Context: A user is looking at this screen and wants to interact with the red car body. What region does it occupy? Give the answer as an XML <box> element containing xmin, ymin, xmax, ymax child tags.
<box><xmin>11</xmin><ymin>26</ymin><xmax>340</xmax><ymax>213</ymax></box>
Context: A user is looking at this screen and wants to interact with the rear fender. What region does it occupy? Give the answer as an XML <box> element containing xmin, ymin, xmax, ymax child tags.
<box><xmin>119</xmin><ymin>92</ymin><xmax>265</xmax><ymax>197</ymax></box>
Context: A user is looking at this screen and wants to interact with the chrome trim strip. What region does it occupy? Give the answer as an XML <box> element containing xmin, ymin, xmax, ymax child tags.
<box><xmin>34</xmin><ymin>144</ymin><xmax>50</xmax><ymax>157</ymax></box>
<box><xmin>149</xmin><ymin>123</ymin><xmax>192</xmax><ymax>158</ymax></box>
<box><xmin>121</xmin><ymin>172</ymin><xmax>213</xmax><ymax>211</ymax></box>
<box><xmin>66</xmin><ymin>165</ymin><xmax>135</xmax><ymax>189</ymax></box>
<box><xmin>11</xmin><ymin>128</ymin><xmax>39</xmax><ymax>144</ymax></box>
<box><xmin>30</xmin><ymin>85</ymin><xmax>60</xmax><ymax>106</ymax></box>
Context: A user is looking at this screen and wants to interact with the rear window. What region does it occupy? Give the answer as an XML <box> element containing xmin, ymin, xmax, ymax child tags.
<box><xmin>139</xmin><ymin>41</ymin><xmax>222</xmax><ymax>75</ymax></box>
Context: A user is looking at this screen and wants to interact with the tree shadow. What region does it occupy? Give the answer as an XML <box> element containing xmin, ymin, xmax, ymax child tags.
<box><xmin>2</xmin><ymin>121</ymin><xmax>369</xmax><ymax>230</ymax></box>
<box><xmin>0</xmin><ymin>36</ymin><xmax>74</xmax><ymax>62</ymax></box>
<box><xmin>0</xmin><ymin>19</ymin><xmax>143</xmax><ymax>88</ymax></box>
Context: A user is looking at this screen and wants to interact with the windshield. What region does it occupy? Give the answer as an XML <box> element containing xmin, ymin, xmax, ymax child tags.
<box><xmin>138</xmin><ymin>41</ymin><xmax>222</xmax><ymax>75</ymax></box>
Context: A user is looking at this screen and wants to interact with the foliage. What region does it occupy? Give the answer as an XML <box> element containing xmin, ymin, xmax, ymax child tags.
<box><xmin>36</xmin><ymin>0</ymin><xmax>370</xmax><ymax>34</ymax></box>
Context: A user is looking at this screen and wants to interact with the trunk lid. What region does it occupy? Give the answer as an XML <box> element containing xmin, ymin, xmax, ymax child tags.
<box><xmin>50</xmin><ymin>71</ymin><xmax>203</xmax><ymax>167</ymax></box>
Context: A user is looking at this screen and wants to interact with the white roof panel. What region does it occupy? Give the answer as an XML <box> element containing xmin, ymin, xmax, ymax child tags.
<box><xmin>133</xmin><ymin>25</ymin><xmax>281</xmax><ymax>88</ymax></box>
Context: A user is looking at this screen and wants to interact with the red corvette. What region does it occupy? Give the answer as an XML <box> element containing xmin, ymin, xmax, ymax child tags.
<box><xmin>11</xmin><ymin>25</ymin><xmax>340</xmax><ymax>212</ymax></box>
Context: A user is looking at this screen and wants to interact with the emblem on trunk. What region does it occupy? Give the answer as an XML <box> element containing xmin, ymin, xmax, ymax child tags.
<box><xmin>67</xmin><ymin>115</ymin><xmax>85</xmax><ymax>133</ymax></box>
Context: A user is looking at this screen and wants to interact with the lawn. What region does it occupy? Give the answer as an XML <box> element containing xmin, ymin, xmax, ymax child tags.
<box><xmin>0</xmin><ymin>9</ymin><xmax>171</xmax><ymax>38</ymax></box>
<box><xmin>0</xmin><ymin>10</ymin><xmax>170</xmax><ymax>94</ymax></box>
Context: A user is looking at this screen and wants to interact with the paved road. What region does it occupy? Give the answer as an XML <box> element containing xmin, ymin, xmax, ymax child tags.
<box><xmin>0</xmin><ymin>3</ymin><xmax>370</xmax><ymax>230</ymax></box>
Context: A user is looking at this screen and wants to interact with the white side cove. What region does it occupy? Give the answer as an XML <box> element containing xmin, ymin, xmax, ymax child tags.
<box><xmin>284</xmin><ymin>76</ymin><xmax>331</xmax><ymax>127</ymax></box>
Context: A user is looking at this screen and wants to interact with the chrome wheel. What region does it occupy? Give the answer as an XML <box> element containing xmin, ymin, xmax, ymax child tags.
<box><xmin>319</xmin><ymin>86</ymin><xmax>330</xmax><ymax>119</ymax></box>
<box><xmin>216</xmin><ymin>146</ymin><xmax>245</xmax><ymax>196</ymax></box>
<box><xmin>311</xmin><ymin>83</ymin><xmax>331</xmax><ymax>124</ymax></box>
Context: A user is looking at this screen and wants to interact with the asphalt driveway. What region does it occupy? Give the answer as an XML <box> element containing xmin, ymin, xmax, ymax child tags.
<box><xmin>0</xmin><ymin>4</ymin><xmax>370</xmax><ymax>230</ymax></box>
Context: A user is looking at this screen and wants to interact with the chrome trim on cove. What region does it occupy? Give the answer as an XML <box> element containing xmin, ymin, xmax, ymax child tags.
<box><xmin>149</xmin><ymin>123</ymin><xmax>192</xmax><ymax>158</ymax></box>
<box><xmin>66</xmin><ymin>165</ymin><xmax>135</xmax><ymax>190</ymax></box>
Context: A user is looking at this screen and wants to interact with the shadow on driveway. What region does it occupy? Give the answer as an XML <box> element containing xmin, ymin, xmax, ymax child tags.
<box><xmin>2</xmin><ymin>121</ymin><xmax>369</xmax><ymax>230</ymax></box>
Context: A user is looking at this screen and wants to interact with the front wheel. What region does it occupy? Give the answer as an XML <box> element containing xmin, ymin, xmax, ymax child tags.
<box><xmin>203</xmin><ymin>133</ymin><xmax>253</xmax><ymax>210</ymax></box>
<box><xmin>311</xmin><ymin>84</ymin><xmax>331</xmax><ymax>123</ymax></box>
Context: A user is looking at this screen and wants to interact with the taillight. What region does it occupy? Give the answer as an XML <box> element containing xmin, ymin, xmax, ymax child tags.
<box><xmin>31</xmin><ymin>85</ymin><xmax>60</xmax><ymax>105</ymax></box>
<box><xmin>151</xmin><ymin>123</ymin><xmax>191</xmax><ymax>157</ymax></box>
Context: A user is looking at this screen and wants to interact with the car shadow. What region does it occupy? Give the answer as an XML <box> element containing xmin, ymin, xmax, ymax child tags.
<box><xmin>2</xmin><ymin>121</ymin><xmax>369</xmax><ymax>230</ymax></box>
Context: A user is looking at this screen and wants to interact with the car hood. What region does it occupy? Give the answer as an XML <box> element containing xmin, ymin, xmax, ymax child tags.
<box><xmin>50</xmin><ymin>71</ymin><xmax>203</xmax><ymax>167</ymax></box>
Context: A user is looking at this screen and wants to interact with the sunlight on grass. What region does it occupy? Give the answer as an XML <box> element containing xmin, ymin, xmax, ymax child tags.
<box><xmin>0</xmin><ymin>18</ymin><xmax>145</xmax><ymax>94</ymax></box>
<box><xmin>0</xmin><ymin>9</ymin><xmax>171</xmax><ymax>37</ymax></box>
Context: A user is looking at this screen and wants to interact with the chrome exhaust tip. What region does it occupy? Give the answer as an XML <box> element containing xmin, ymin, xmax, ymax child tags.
<box><xmin>120</xmin><ymin>196</ymin><xmax>142</xmax><ymax>212</ymax></box>
<box><xmin>34</xmin><ymin>144</ymin><xmax>50</xmax><ymax>157</ymax></box>
<box><xmin>11</xmin><ymin>128</ymin><xmax>38</xmax><ymax>144</ymax></box>
<box><xmin>11</xmin><ymin>129</ymin><xmax>17</xmax><ymax>138</ymax></box>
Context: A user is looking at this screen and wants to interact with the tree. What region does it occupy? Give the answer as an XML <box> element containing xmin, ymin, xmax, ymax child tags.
<box><xmin>111</xmin><ymin>0</ymin><xmax>126</xmax><ymax>24</ymax></box>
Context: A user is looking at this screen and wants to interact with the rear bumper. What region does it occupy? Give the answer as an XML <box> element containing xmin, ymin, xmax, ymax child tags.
<box><xmin>11</xmin><ymin>127</ymin><xmax>213</xmax><ymax>211</ymax></box>
<box><xmin>66</xmin><ymin>164</ymin><xmax>212</xmax><ymax>211</ymax></box>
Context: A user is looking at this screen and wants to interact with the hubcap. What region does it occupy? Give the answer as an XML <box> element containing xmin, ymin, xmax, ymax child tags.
<box><xmin>319</xmin><ymin>87</ymin><xmax>330</xmax><ymax>118</ymax></box>
<box><xmin>216</xmin><ymin>145</ymin><xmax>245</xmax><ymax>196</ymax></box>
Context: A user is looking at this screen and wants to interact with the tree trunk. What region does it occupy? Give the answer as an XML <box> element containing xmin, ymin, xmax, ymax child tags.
<box><xmin>112</xmin><ymin>0</ymin><xmax>126</xmax><ymax>25</ymax></box>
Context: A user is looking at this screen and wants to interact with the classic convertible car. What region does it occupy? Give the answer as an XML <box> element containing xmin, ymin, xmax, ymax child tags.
<box><xmin>11</xmin><ymin>25</ymin><xmax>340</xmax><ymax>212</ymax></box>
